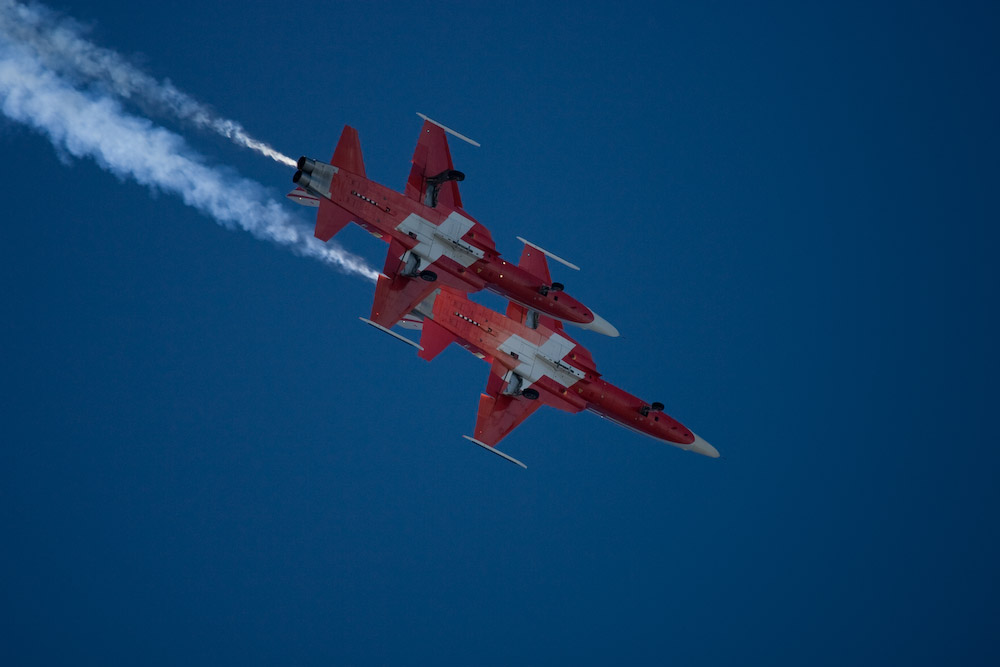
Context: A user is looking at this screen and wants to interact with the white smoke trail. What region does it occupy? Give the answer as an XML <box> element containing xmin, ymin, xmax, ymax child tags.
<box><xmin>0</xmin><ymin>0</ymin><xmax>297</xmax><ymax>166</ymax></box>
<box><xmin>0</xmin><ymin>37</ymin><xmax>378</xmax><ymax>281</ymax></box>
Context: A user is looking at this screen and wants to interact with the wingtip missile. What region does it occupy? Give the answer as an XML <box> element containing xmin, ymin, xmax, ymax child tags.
<box><xmin>462</xmin><ymin>435</ymin><xmax>527</xmax><ymax>469</ymax></box>
<box><xmin>416</xmin><ymin>112</ymin><xmax>481</xmax><ymax>147</ymax></box>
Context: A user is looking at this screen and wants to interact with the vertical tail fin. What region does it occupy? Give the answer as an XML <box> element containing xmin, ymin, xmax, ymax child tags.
<box><xmin>516</xmin><ymin>242</ymin><xmax>552</xmax><ymax>285</ymax></box>
<box><xmin>311</xmin><ymin>126</ymin><xmax>364</xmax><ymax>241</ymax></box>
<box><xmin>331</xmin><ymin>125</ymin><xmax>366</xmax><ymax>176</ymax></box>
<box><xmin>405</xmin><ymin>119</ymin><xmax>463</xmax><ymax>209</ymax></box>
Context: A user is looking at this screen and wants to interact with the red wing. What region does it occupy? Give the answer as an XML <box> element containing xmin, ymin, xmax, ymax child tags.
<box><xmin>369</xmin><ymin>239</ymin><xmax>439</xmax><ymax>328</ymax></box>
<box><xmin>474</xmin><ymin>392</ymin><xmax>543</xmax><ymax>447</ymax></box>
<box><xmin>404</xmin><ymin>120</ymin><xmax>462</xmax><ymax>210</ymax></box>
<box><xmin>473</xmin><ymin>360</ymin><xmax>589</xmax><ymax>446</ymax></box>
<box><xmin>370</xmin><ymin>273</ymin><xmax>440</xmax><ymax>330</ymax></box>
<box><xmin>472</xmin><ymin>359</ymin><xmax>540</xmax><ymax>446</ymax></box>
<box><xmin>370</xmin><ymin>240</ymin><xmax>470</xmax><ymax>329</ymax></box>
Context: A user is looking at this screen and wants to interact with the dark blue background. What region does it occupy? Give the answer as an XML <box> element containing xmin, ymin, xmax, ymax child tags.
<box><xmin>2</xmin><ymin>1</ymin><xmax>997</xmax><ymax>664</ymax></box>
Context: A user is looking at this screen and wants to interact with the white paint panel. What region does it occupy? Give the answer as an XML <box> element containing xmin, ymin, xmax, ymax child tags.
<box><xmin>396</xmin><ymin>211</ymin><xmax>482</xmax><ymax>268</ymax></box>
<box><xmin>497</xmin><ymin>331</ymin><xmax>583</xmax><ymax>391</ymax></box>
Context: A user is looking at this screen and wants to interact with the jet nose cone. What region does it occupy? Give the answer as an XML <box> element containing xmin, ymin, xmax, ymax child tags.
<box><xmin>687</xmin><ymin>433</ymin><xmax>720</xmax><ymax>458</ymax></box>
<box><xmin>580</xmin><ymin>311</ymin><xmax>620</xmax><ymax>337</ymax></box>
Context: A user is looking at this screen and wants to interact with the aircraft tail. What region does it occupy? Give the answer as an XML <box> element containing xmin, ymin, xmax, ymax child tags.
<box><xmin>331</xmin><ymin>125</ymin><xmax>366</xmax><ymax>176</ymax></box>
<box><xmin>516</xmin><ymin>241</ymin><xmax>552</xmax><ymax>284</ymax></box>
<box><xmin>306</xmin><ymin>126</ymin><xmax>365</xmax><ymax>241</ymax></box>
<box><xmin>510</xmin><ymin>244</ymin><xmax>562</xmax><ymax>332</ymax></box>
<box><xmin>418</xmin><ymin>317</ymin><xmax>461</xmax><ymax>361</ymax></box>
<box><xmin>315</xmin><ymin>199</ymin><xmax>354</xmax><ymax>241</ymax></box>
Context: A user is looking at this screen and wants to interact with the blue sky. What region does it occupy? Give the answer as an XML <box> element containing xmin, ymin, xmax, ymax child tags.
<box><xmin>2</xmin><ymin>1</ymin><xmax>998</xmax><ymax>664</ymax></box>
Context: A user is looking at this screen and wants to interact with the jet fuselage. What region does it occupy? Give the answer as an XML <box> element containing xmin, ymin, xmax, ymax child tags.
<box><xmin>421</xmin><ymin>287</ymin><xmax>717</xmax><ymax>456</ymax></box>
<box><xmin>318</xmin><ymin>164</ymin><xmax>616</xmax><ymax>333</ymax></box>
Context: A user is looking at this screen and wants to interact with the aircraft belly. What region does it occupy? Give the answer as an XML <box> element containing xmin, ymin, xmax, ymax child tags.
<box><xmin>495</xmin><ymin>332</ymin><xmax>583</xmax><ymax>392</ymax></box>
<box><xmin>396</xmin><ymin>212</ymin><xmax>483</xmax><ymax>269</ymax></box>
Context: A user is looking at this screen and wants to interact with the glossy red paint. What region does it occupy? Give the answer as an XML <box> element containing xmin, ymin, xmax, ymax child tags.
<box><xmin>293</xmin><ymin>120</ymin><xmax>613</xmax><ymax>334</ymax></box>
<box><xmin>419</xmin><ymin>288</ymin><xmax>701</xmax><ymax>451</ymax></box>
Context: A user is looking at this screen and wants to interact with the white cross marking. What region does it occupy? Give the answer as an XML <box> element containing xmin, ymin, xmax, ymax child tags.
<box><xmin>396</xmin><ymin>211</ymin><xmax>484</xmax><ymax>269</ymax></box>
<box><xmin>497</xmin><ymin>331</ymin><xmax>584</xmax><ymax>391</ymax></box>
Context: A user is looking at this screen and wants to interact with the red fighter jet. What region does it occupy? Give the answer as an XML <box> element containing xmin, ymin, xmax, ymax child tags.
<box><xmin>287</xmin><ymin>114</ymin><xmax>619</xmax><ymax>338</ymax></box>
<box><xmin>405</xmin><ymin>247</ymin><xmax>718</xmax><ymax>468</ymax></box>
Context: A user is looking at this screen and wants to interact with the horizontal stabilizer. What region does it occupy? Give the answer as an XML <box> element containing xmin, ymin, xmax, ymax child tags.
<box><xmin>315</xmin><ymin>199</ymin><xmax>354</xmax><ymax>241</ymax></box>
<box><xmin>462</xmin><ymin>435</ymin><xmax>526</xmax><ymax>469</ymax></box>
<box><xmin>418</xmin><ymin>317</ymin><xmax>459</xmax><ymax>361</ymax></box>
<box><xmin>286</xmin><ymin>187</ymin><xmax>319</xmax><ymax>207</ymax></box>
<box><xmin>474</xmin><ymin>388</ymin><xmax>543</xmax><ymax>447</ymax></box>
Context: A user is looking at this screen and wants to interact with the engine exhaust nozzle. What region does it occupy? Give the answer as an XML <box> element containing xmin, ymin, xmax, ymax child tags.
<box><xmin>297</xmin><ymin>156</ymin><xmax>318</xmax><ymax>174</ymax></box>
<box><xmin>293</xmin><ymin>171</ymin><xmax>314</xmax><ymax>190</ymax></box>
